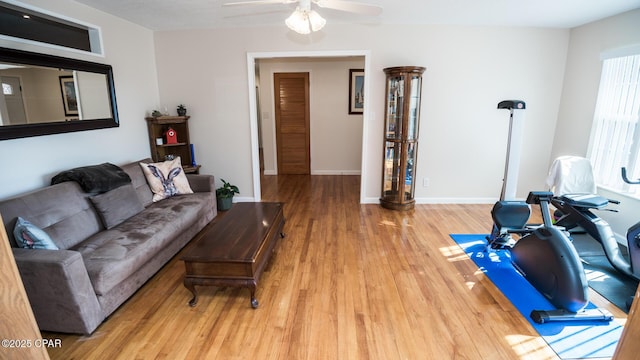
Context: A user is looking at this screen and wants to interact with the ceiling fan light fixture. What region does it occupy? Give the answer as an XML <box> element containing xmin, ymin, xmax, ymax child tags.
<box><xmin>307</xmin><ymin>10</ymin><xmax>326</xmax><ymax>32</ymax></box>
<box><xmin>285</xmin><ymin>9</ymin><xmax>310</xmax><ymax>34</ymax></box>
<box><xmin>285</xmin><ymin>7</ymin><xmax>325</xmax><ymax>34</ymax></box>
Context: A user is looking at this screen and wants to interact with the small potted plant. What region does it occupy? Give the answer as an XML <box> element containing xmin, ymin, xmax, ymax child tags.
<box><xmin>216</xmin><ymin>178</ymin><xmax>239</xmax><ymax>211</ymax></box>
<box><xmin>177</xmin><ymin>104</ymin><xmax>187</xmax><ymax>116</ymax></box>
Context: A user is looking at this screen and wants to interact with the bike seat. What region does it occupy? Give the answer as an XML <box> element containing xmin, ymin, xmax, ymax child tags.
<box><xmin>559</xmin><ymin>194</ymin><xmax>609</xmax><ymax>208</ymax></box>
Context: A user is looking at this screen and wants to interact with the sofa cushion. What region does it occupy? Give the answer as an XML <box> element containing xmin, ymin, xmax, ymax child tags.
<box><xmin>90</xmin><ymin>184</ymin><xmax>145</xmax><ymax>229</ymax></box>
<box><xmin>74</xmin><ymin>193</ymin><xmax>212</xmax><ymax>295</ymax></box>
<box><xmin>139</xmin><ymin>157</ymin><xmax>193</xmax><ymax>202</ymax></box>
<box><xmin>0</xmin><ymin>181</ymin><xmax>103</xmax><ymax>249</ymax></box>
<box><xmin>119</xmin><ymin>159</ymin><xmax>154</xmax><ymax>207</ymax></box>
<box><xmin>13</xmin><ymin>217</ymin><xmax>59</xmax><ymax>250</ymax></box>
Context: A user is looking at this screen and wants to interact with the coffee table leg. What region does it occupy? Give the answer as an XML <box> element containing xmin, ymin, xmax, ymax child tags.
<box><xmin>184</xmin><ymin>279</ymin><xmax>199</xmax><ymax>307</ymax></box>
<box><xmin>249</xmin><ymin>283</ymin><xmax>259</xmax><ymax>309</ymax></box>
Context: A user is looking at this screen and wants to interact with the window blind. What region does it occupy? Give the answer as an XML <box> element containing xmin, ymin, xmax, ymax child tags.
<box><xmin>588</xmin><ymin>54</ymin><xmax>640</xmax><ymax>195</ymax></box>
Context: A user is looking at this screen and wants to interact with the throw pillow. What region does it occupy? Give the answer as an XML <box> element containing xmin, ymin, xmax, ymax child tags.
<box><xmin>90</xmin><ymin>184</ymin><xmax>145</xmax><ymax>229</ymax></box>
<box><xmin>139</xmin><ymin>156</ymin><xmax>193</xmax><ymax>202</ymax></box>
<box><xmin>13</xmin><ymin>217</ymin><xmax>59</xmax><ymax>250</ymax></box>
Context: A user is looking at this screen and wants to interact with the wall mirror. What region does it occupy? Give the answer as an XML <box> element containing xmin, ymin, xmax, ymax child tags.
<box><xmin>0</xmin><ymin>47</ymin><xmax>118</xmax><ymax>140</ymax></box>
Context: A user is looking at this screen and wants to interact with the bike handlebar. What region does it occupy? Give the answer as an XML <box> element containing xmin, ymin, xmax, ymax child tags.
<box><xmin>622</xmin><ymin>167</ymin><xmax>640</xmax><ymax>185</ymax></box>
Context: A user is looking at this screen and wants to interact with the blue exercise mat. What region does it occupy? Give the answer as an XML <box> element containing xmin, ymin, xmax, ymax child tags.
<box><xmin>450</xmin><ymin>234</ymin><xmax>623</xmax><ymax>359</ymax></box>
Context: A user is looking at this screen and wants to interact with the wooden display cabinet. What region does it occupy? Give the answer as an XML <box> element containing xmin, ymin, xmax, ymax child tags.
<box><xmin>380</xmin><ymin>66</ymin><xmax>425</xmax><ymax>211</ymax></box>
<box><xmin>145</xmin><ymin>116</ymin><xmax>200</xmax><ymax>174</ymax></box>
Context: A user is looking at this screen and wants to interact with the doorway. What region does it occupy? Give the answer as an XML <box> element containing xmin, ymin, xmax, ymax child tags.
<box><xmin>247</xmin><ymin>50</ymin><xmax>371</xmax><ymax>203</ymax></box>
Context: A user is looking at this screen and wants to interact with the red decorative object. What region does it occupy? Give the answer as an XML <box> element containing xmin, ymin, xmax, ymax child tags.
<box><xmin>165</xmin><ymin>127</ymin><xmax>178</xmax><ymax>144</ymax></box>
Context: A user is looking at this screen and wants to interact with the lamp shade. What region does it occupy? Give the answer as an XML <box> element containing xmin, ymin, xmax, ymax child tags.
<box><xmin>285</xmin><ymin>8</ymin><xmax>325</xmax><ymax>34</ymax></box>
<box><xmin>307</xmin><ymin>10</ymin><xmax>326</xmax><ymax>32</ymax></box>
<box><xmin>285</xmin><ymin>9</ymin><xmax>310</xmax><ymax>34</ymax></box>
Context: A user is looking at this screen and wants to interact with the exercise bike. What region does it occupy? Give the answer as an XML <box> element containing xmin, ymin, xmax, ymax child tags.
<box><xmin>551</xmin><ymin>167</ymin><xmax>640</xmax><ymax>282</ymax></box>
<box><xmin>486</xmin><ymin>100</ymin><xmax>612</xmax><ymax>323</ymax></box>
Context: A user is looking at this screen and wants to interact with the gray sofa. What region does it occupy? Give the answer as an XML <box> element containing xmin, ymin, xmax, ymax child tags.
<box><xmin>0</xmin><ymin>158</ymin><xmax>217</xmax><ymax>335</ymax></box>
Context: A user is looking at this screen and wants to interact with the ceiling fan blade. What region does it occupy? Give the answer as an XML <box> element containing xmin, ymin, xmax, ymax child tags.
<box><xmin>223</xmin><ymin>9</ymin><xmax>290</xmax><ymax>19</ymax></box>
<box><xmin>314</xmin><ymin>0</ymin><xmax>382</xmax><ymax>16</ymax></box>
<box><xmin>223</xmin><ymin>0</ymin><xmax>295</xmax><ymax>7</ymax></box>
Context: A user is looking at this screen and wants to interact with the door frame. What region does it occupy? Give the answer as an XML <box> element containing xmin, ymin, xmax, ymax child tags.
<box><xmin>246</xmin><ymin>50</ymin><xmax>371</xmax><ymax>203</ymax></box>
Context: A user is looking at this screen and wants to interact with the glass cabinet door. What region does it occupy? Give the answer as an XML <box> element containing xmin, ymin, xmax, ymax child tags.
<box><xmin>404</xmin><ymin>141</ymin><xmax>417</xmax><ymax>199</ymax></box>
<box><xmin>380</xmin><ymin>66</ymin><xmax>425</xmax><ymax>211</ymax></box>
<box><xmin>382</xmin><ymin>141</ymin><xmax>402</xmax><ymax>200</ymax></box>
<box><xmin>385</xmin><ymin>76</ymin><xmax>404</xmax><ymax>139</ymax></box>
<box><xmin>407</xmin><ymin>75</ymin><xmax>422</xmax><ymax>141</ymax></box>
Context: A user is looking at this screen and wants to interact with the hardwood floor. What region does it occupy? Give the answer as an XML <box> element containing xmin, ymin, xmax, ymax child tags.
<box><xmin>44</xmin><ymin>175</ymin><xmax>627</xmax><ymax>359</ymax></box>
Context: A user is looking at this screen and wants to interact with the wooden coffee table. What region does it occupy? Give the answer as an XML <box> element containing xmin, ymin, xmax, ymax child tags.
<box><xmin>181</xmin><ymin>202</ymin><xmax>285</xmax><ymax>308</ymax></box>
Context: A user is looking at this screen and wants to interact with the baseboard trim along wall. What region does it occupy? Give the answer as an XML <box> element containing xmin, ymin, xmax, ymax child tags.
<box><xmin>310</xmin><ymin>170</ymin><xmax>361</xmax><ymax>175</ymax></box>
<box><xmin>362</xmin><ymin>197</ymin><xmax>499</xmax><ymax>204</ymax></box>
<box><xmin>262</xmin><ymin>170</ymin><xmax>362</xmax><ymax>175</ymax></box>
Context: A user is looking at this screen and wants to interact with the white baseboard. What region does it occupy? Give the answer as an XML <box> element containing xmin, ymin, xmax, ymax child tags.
<box><xmin>262</xmin><ymin>170</ymin><xmax>361</xmax><ymax>176</ymax></box>
<box><xmin>414</xmin><ymin>197</ymin><xmax>498</xmax><ymax>204</ymax></box>
<box><xmin>310</xmin><ymin>170</ymin><xmax>361</xmax><ymax>175</ymax></box>
<box><xmin>362</xmin><ymin>197</ymin><xmax>498</xmax><ymax>205</ymax></box>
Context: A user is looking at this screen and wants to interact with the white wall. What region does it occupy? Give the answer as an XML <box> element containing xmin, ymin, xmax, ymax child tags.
<box><xmin>0</xmin><ymin>0</ymin><xmax>160</xmax><ymax>199</ymax></box>
<box><xmin>257</xmin><ymin>57</ymin><xmax>364</xmax><ymax>175</ymax></box>
<box><xmin>551</xmin><ymin>9</ymin><xmax>640</xmax><ymax>240</ymax></box>
<box><xmin>153</xmin><ymin>24</ymin><xmax>569</xmax><ymax>202</ymax></box>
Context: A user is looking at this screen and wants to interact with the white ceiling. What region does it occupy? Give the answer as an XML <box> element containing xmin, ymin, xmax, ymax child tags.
<box><xmin>70</xmin><ymin>0</ymin><xmax>640</xmax><ymax>32</ymax></box>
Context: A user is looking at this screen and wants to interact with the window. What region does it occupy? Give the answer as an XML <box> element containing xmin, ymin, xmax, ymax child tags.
<box><xmin>588</xmin><ymin>52</ymin><xmax>640</xmax><ymax>196</ymax></box>
<box><xmin>2</xmin><ymin>82</ymin><xmax>12</xmax><ymax>95</ymax></box>
<box><xmin>0</xmin><ymin>1</ymin><xmax>102</xmax><ymax>55</ymax></box>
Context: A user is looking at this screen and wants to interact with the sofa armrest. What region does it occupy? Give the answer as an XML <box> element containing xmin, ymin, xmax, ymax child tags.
<box><xmin>186</xmin><ymin>174</ymin><xmax>215</xmax><ymax>193</ymax></box>
<box><xmin>13</xmin><ymin>248</ymin><xmax>104</xmax><ymax>334</ymax></box>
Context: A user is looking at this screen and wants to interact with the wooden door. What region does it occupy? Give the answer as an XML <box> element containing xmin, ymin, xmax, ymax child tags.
<box><xmin>274</xmin><ymin>72</ymin><xmax>310</xmax><ymax>174</ymax></box>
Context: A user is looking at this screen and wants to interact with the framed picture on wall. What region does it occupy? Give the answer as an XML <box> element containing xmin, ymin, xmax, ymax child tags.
<box><xmin>349</xmin><ymin>69</ymin><xmax>364</xmax><ymax>114</ymax></box>
<box><xmin>59</xmin><ymin>76</ymin><xmax>79</xmax><ymax>116</ymax></box>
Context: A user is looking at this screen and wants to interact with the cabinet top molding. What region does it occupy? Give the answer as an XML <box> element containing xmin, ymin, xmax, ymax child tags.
<box><xmin>383</xmin><ymin>66</ymin><xmax>426</xmax><ymax>75</ymax></box>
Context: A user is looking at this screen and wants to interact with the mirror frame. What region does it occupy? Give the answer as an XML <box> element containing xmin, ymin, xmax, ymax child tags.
<box><xmin>0</xmin><ymin>47</ymin><xmax>119</xmax><ymax>140</ymax></box>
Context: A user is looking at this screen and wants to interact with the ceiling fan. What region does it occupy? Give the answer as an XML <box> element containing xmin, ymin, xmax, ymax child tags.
<box><xmin>222</xmin><ymin>0</ymin><xmax>382</xmax><ymax>34</ymax></box>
